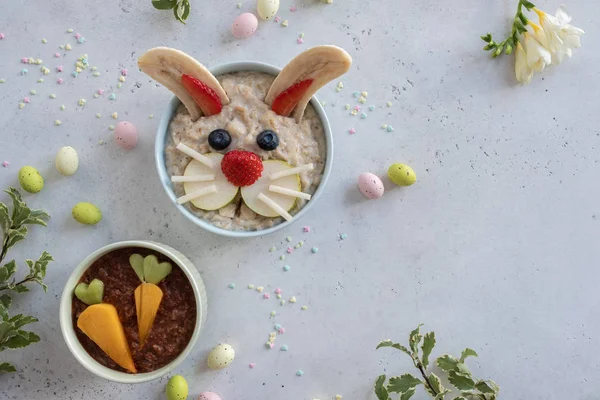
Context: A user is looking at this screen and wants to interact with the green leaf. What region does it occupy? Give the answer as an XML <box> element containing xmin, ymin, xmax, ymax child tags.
<box><xmin>480</xmin><ymin>33</ymin><xmax>492</xmax><ymax>43</ymax></box>
<box><xmin>400</xmin><ymin>388</ymin><xmax>416</xmax><ymax>400</ymax></box>
<box><xmin>3</xmin><ymin>330</ymin><xmax>40</xmax><ymax>348</ymax></box>
<box><xmin>448</xmin><ymin>370</ymin><xmax>476</xmax><ymax>391</ymax></box>
<box><xmin>0</xmin><ymin>202</ymin><xmax>10</xmax><ymax>234</ymax></box>
<box><xmin>374</xmin><ymin>375</ymin><xmax>389</xmax><ymax>400</ymax></box>
<box><xmin>376</xmin><ymin>340</ymin><xmax>411</xmax><ymax>356</ymax></box>
<box><xmin>388</xmin><ymin>374</ymin><xmax>422</xmax><ymax>393</ymax></box>
<box><xmin>521</xmin><ymin>0</ymin><xmax>535</xmax><ymax>10</ymax></box>
<box><xmin>0</xmin><ymin>260</ymin><xmax>17</xmax><ymax>283</ymax></box>
<box><xmin>6</xmin><ymin>226</ymin><xmax>27</xmax><ymax>249</ymax></box>
<box><xmin>0</xmin><ymin>362</ymin><xmax>16</xmax><ymax>373</ymax></box>
<box><xmin>436</xmin><ymin>354</ymin><xmax>459</xmax><ymax>371</ymax></box>
<box><xmin>152</xmin><ymin>0</ymin><xmax>177</xmax><ymax>9</ymax></box>
<box><xmin>518</xmin><ymin>12</ymin><xmax>528</xmax><ymax>25</ymax></box>
<box><xmin>13</xmin><ymin>284</ymin><xmax>29</xmax><ymax>293</ymax></box>
<box><xmin>453</xmin><ymin>397</ymin><xmax>467</xmax><ymax>400</ymax></box>
<box><xmin>492</xmin><ymin>44</ymin><xmax>504</xmax><ymax>57</ymax></box>
<box><xmin>4</xmin><ymin>188</ymin><xmax>24</xmax><ymax>222</ymax></box>
<box><xmin>408</xmin><ymin>324</ymin><xmax>423</xmax><ymax>354</ymax></box>
<box><xmin>483</xmin><ymin>43</ymin><xmax>495</xmax><ymax>51</ymax></box>
<box><xmin>0</xmin><ymin>321</ymin><xmax>12</xmax><ymax>339</ymax></box>
<box><xmin>181</xmin><ymin>0</ymin><xmax>190</xmax><ymax>21</ymax></box>
<box><xmin>8</xmin><ymin>314</ymin><xmax>38</xmax><ymax>329</ymax></box>
<box><xmin>505</xmin><ymin>43</ymin><xmax>513</xmax><ymax>55</ymax></box>
<box><xmin>173</xmin><ymin>0</ymin><xmax>188</xmax><ymax>23</ymax></box>
<box><xmin>421</xmin><ymin>332</ymin><xmax>435</xmax><ymax>369</ymax></box>
<box><xmin>456</xmin><ymin>362</ymin><xmax>471</xmax><ymax>375</ymax></box>
<box><xmin>427</xmin><ymin>373</ymin><xmax>445</xmax><ymax>396</ymax></box>
<box><xmin>460</xmin><ymin>348</ymin><xmax>478</xmax><ymax>362</ymax></box>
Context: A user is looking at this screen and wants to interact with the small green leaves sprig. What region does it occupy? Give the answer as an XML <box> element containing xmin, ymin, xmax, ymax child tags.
<box><xmin>152</xmin><ymin>0</ymin><xmax>191</xmax><ymax>23</ymax></box>
<box><xmin>375</xmin><ymin>325</ymin><xmax>500</xmax><ymax>400</ymax></box>
<box><xmin>0</xmin><ymin>188</ymin><xmax>52</xmax><ymax>373</ymax></box>
<box><xmin>481</xmin><ymin>0</ymin><xmax>536</xmax><ymax>57</ymax></box>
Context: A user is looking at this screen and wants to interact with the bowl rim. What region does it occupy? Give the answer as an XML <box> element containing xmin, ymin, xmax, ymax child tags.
<box><xmin>154</xmin><ymin>61</ymin><xmax>334</xmax><ymax>238</ymax></box>
<box><xmin>59</xmin><ymin>240</ymin><xmax>205</xmax><ymax>384</ymax></box>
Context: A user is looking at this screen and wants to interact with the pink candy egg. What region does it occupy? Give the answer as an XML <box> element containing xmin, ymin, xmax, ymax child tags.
<box><xmin>198</xmin><ymin>392</ymin><xmax>222</xmax><ymax>400</ymax></box>
<box><xmin>358</xmin><ymin>173</ymin><xmax>385</xmax><ymax>199</ymax></box>
<box><xmin>114</xmin><ymin>121</ymin><xmax>138</xmax><ymax>150</ymax></box>
<box><xmin>232</xmin><ymin>13</ymin><xmax>258</xmax><ymax>39</ymax></box>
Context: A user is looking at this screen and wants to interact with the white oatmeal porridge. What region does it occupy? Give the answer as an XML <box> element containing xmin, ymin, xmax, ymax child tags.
<box><xmin>165</xmin><ymin>71</ymin><xmax>327</xmax><ymax>231</ymax></box>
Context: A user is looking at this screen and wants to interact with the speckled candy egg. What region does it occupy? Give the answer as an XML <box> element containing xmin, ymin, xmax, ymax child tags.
<box><xmin>207</xmin><ymin>343</ymin><xmax>235</xmax><ymax>370</ymax></box>
<box><xmin>114</xmin><ymin>121</ymin><xmax>138</xmax><ymax>150</ymax></box>
<box><xmin>388</xmin><ymin>163</ymin><xmax>416</xmax><ymax>186</ymax></box>
<box><xmin>18</xmin><ymin>166</ymin><xmax>44</xmax><ymax>193</ymax></box>
<box><xmin>198</xmin><ymin>392</ymin><xmax>222</xmax><ymax>400</ymax></box>
<box><xmin>358</xmin><ymin>173</ymin><xmax>384</xmax><ymax>199</ymax></box>
<box><xmin>55</xmin><ymin>146</ymin><xmax>79</xmax><ymax>176</ymax></box>
<box><xmin>166</xmin><ymin>375</ymin><xmax>188</xmax><ymax>400</ymax></box>
<box><xmin>232</xmin><ymin>13</ymin><xmax>258</xmax><ymax>39</ymax></box>
<box><xmin>72</xmin><ymin>202</ymin><xmax>102</xmax><ymax>225</ymax></box>
<box><xmin>257</xmin><ymin>0</ymin><xmax>279</xmax><ymax>20</ymax></box>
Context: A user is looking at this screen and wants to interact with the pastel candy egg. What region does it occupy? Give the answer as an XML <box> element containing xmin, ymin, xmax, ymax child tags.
<box><xmin>358</xmin><ymin>173</ymin><xmax>384</xmax><ymax>199</ymax></box>
<box><xmin>166</xmin><ymin>375</ymin><xmax>188</xmax><ymax>400</ymax></box>
<box><xmin>257</xmin><ymin>0</ymin><xmax>279</xmax><ymax>20</ymax></box>
<box><xmin>388</xmin><ymin>163</ymin><xmax>416</xmax><ymax>186</ymax></box>
<box><xmin>18</xmin><ymin>166</ymin><xmax>44</xmax><ymax>193</ymax></box>
<box><xmin>72</xmin><ymin>202</ymin><xmax>102</xmax><ymax>225</ymax></box>
<box><xmin>207</xmin><ymin>343</ymin><xmax>235</xmax><ymax>370</ymax></box>
<box><xmin>114</xmin><ymin>121</ymin><xmax>138</xmax><ymax>150</ymax></box>
<box><xmin>198</xmin><ymin>392</ymin><xmax>222</xmax><ymax>400</ymax></box>
<box><xmin>232</xmin><ymin>13</ymin><xmax>258</xmax><ymax>39</ymax></box>
<box><xmin>55</xmin><ymin>146</ymin><xmax>79</xmax><ymax>176</ymax></box>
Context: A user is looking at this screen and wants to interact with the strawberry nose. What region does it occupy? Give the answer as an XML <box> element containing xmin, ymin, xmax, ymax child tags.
<box><xmin>221</xmin><ymin>150</ymin><xmax>264</xmax><ymax>187</ymax></box>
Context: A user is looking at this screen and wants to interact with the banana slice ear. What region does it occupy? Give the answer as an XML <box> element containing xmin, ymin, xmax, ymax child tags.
<box><xmin>265</xmin><ymin>45</ymin><xmax>352</xmax><ymax>122</ymax></box>
<box><xmin>138</xmin><ymin>47</ymin><xmax>230</xmax><ymax>121</ymax></box>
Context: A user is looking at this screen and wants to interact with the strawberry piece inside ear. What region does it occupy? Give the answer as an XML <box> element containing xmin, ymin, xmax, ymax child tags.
<box><xmin>271</xmin><ymin>79</ymin><xmax>313</xmax><ymax>117</ymax></box>
<box><xmin>181</xmin><ymin>74</ymin><xmax>223</xmax><ymax>116</ymax></box>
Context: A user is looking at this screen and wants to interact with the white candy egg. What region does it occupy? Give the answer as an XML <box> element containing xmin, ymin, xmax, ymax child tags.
<box><xmin>257</xmin><ymin>0</ymin><xmax>279</xmax><ymax>20</ymax></box>
<box><xmin>55</xmin><ymin>146</ymin><xmax>79</xmax><ymax>176</ymax></box>
<box><xmin>207</xmin><ymin>343</ymin><xmax>235</xmax><ymax>370</ymax></box>
<box><xmin>358</xmin><ymin>172</ymin><xmax>385</xmax><ymax>199</ymax></box>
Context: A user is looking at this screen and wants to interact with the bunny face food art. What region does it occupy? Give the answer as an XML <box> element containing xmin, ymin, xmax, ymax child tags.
<box><xmin>139</xmin><ymin>46</ymin><xmax>351</xmax><ymax>231</ymax></box>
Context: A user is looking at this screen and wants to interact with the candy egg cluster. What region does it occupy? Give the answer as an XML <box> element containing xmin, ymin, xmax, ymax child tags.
<box><xmin>358</xmin><ymin>163</ymin><xmax>416</xmax><ymax>199</ymax></box>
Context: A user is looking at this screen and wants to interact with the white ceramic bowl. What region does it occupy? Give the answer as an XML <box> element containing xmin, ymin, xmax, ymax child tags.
<box><xmin>155</xmin><ymin>61</ymin><xmax>334</xmax><ymax>238</ymax></box>
<box><xmin>59</xmin><ymin>240</ymin><xmax>207</xmax><ymax>384</ymax></box>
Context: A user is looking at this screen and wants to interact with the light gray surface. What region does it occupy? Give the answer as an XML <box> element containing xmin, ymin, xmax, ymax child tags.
<box><xmin>0</xmin><ymin>1</ymin><xmax>598</xmax><ymax>399</ymax></box>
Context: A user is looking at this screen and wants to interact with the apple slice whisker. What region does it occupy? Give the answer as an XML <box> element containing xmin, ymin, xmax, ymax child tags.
<box><xmin>171</xmin><ymin>174</ymin><xmax>215</xmax><ymax>183</ymax></box>
<box><xmin>176</xmin><ymin>185</ymin><xmax>218</xmax><ymax>205</ymax></box>
<box><xmin>269</xmin><ymin>163</ymin><xmax>314</xmax><ymax>180</ymax></box>
<box><xmin>176</xmin><ymin>143</ymin><xmax>215</xmax><ymax>168</ymax></box>
<box><xmin>268</xmin><ymin>185</ymin><xmax>312</xmax><ymax>200</ymax></box>
<box><xmin>257</xmin><ymin>193</ymin><xmax>293</xmax><ymax>221</ymax></box>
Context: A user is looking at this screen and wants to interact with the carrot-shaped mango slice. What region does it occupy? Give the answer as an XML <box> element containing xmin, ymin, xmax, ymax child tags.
<box><xmin>134</xmin><ymin>282</ymin><xmax>164</xmax><ymax>346</ymax></box>
<box><xmin>77</xmin><ymin>303</ymin><xmax>137</xmax><ymax>373</ymax></box>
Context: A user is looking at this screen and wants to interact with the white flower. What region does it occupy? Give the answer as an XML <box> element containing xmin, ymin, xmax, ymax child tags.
<box><xmin>522</xmin><ymin>32</ymin><xmax>552</xmax><ymax>72</ymax></box>
<box><xmin>515</xmin><ymin>42</ymin><xmax>534</xmax><ymax>84</ymax></box>
<box><xmin>535</xmin><ymin>6</ymin><xmax>584</xmax><ymax>63</ymax></box>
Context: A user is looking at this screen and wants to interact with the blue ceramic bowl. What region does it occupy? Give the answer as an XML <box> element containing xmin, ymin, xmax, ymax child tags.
<box><xmin>155</xmin><ymin>61</ymin><xmax>334</xmax><ymax>238</ymax></box>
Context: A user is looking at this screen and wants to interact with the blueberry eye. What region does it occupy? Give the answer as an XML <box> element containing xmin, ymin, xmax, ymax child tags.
<box><xmin>257</xmin><ymin>130</ymin><xmax>279</xmax><ymax>151</ymax></box>
<box><xmin>208</xmin><ymin>129</ymin><xmax>232</xmax><ymax>151</ymax></box>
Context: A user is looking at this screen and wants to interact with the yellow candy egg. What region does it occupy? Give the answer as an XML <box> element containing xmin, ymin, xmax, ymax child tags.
<box><xmin>388</xmin><ymin>163</ymin><xmax>416</xmax><ymax>186</ymax></box>
<box><xmin>257</xmin><ymin>0</ymin><xmax>279</xmax><ymax>20</ymax></box>
<box><xmin>72</xmin><ymin>202</ymin><xmax>102</xmax><ymax>225</ymax></box>
<box><xmin>18</xmin><ymin>166</ymin><xmax>44</xmax><ymax>193</ymax></box>
<box><xmin>207</xmin><ymin>343</ymin><xmax>235</xmax><ymax>370</ymax></box>
<box><xmin>166</xmin><ymin>375</ymin><xmax>188</xmax><ymax>400</ymax></box>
